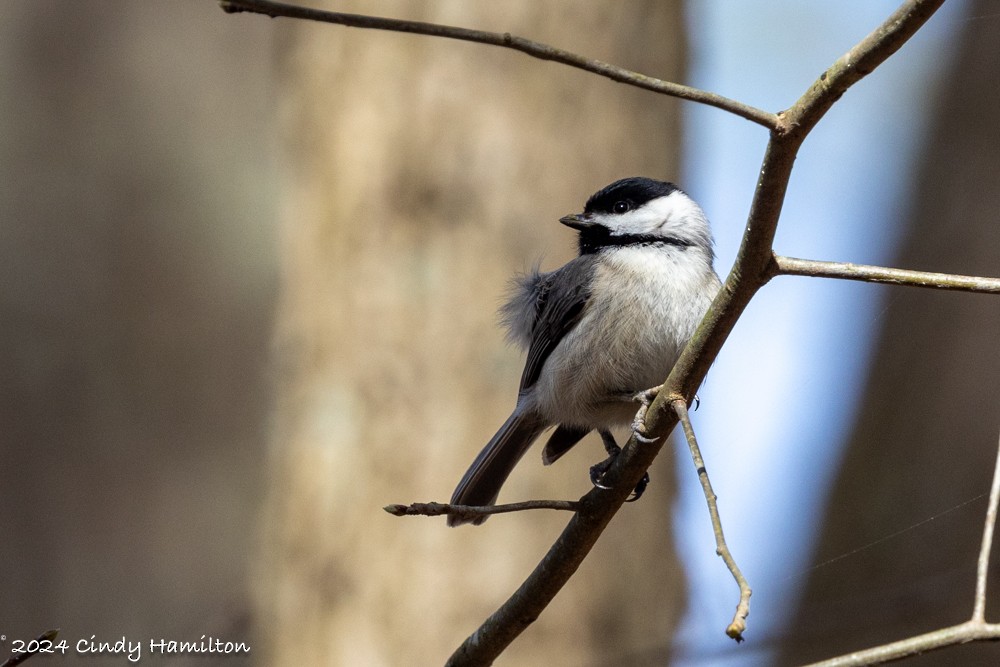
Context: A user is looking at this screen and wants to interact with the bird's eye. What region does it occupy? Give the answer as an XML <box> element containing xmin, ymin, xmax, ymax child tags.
<box><xmin>613</xmin><ymin>200</ymin><xmax>631</xmax><ymax>214</ymax></box>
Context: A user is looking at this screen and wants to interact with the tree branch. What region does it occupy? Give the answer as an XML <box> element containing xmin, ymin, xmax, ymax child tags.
<box><xmin>805</xmin><ymin>432</ymin><xmax>1000</xmax><ymax>666</ymax></box>
<box><xmin>803</xmin><ymin>620</ymin><xmax>1000</xmax><ymax>667</ymax></box>
<box><xmin>218</xmin><ymin>0</ymin><xmax>778</xmax><ymax>129</ymax></box>
<box><xmin>384</xmin><ymin>499</ymin><xmax>579</xmax><ymax>520</ymax></box>
<box><xmin>672</xmin><ymin>398</ymin><xmax>751</xmax><ymax>641</ymax></box>
<box><xmin>223</xmin><ymin>0</ymin><xmax>960</xmax><ymax>663</ymax></box>
<box><xmin>772</xmin><ymin>255</ymin><xmax>1000</xmax><ymax>294</ymax></box>
<box><xmin>446</xmin><ymin>2</ymin><xmax>948</xmax><ymax>664</ymax></box>
<box><xmin>972</xmin><ymin>432</ymin><xmax>1000</xmax><ymax>622</ymax></box>
<box><xmin>781</xmin><ymin>0</ymin><xmax>948</xmax><ymax>135</ymax></box>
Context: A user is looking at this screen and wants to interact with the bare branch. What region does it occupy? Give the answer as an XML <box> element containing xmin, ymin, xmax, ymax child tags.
<box><xmin>782</xmin><ymin>0</ymin><xmax>948</xmax><ymax>135</ymax></box>
<box><xmin>803</xmin><ymin>431</ymin><xmax>1000</xmax><ymax>666</ymax></box>
<box><xmin>973</xmin><ymin>432</ymin><xmax>1000</xmax><ymax>622</ymax></box>
<box><xmin>445</xmin><ymin>467</ymin><xmax>640</xmax><ymax>667</ymax></box>
<box><xmin>803</xmin><ymin>620</ymin><xmax>1000</xmax><ymax>667</ymax></box>
<box><xmin>384</xmin><ymin>499</ymin><xmax>579</xmax><ymax>520</ymax></box>
<box><xmin>672</xmin><ymin>398</ymin><xmax>751</xmax><ymax>641</ymax></box>
<box><xmin>218</xmin><ymin>0</ymin><xmax>778</xmax><ymax>128</ymax></box>
<box><xmin>772</xmin><ymin>255</ymin><xmax>1000</xmax><ymax>294</ymax></box>
<box><xmin>444</xmin><ymin>2</ymin><xmax>949</xmax><ymax>663</ymax></box>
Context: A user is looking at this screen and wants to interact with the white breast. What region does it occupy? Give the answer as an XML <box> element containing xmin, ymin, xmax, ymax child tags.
<box><xmin>531</xmin><ymin>245</ymin><xmax>719</xmax><ymax>428</ymax></box>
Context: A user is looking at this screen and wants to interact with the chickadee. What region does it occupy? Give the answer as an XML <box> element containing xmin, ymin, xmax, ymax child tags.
<box><xmin>449</xmin><ymin>177</ymin><xmax>721</xmax><ymax>526</ymax></box>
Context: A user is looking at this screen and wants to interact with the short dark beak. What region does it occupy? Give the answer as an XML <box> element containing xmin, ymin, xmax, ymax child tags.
<box><xmin>559</xmin><ymin>213</ymin><xmax>594</xmax><ymax>230</ymax></box>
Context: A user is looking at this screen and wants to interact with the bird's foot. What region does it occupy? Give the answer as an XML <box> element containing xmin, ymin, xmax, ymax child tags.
<box><xmin>628</xmin><ymin>387</ymin><xmax>701</xmax><ymax>441</ymax></box>
<box><xmin>589</xmin><ymin>431</ymin><xmax>621</xmax><ymax>490</ymax></box>
<box><xmin>630</xmin><ymin>385</ymin><xmax>662</xmax><ymax>443</ymax></box>
<box><xmin>591</xmin><ymin>429</ymin><xmax>650</xmax><ymax>501</ymax></box>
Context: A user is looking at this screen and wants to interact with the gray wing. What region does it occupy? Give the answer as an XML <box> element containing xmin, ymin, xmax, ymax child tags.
<box><xmin>500</xmin><ymin>256</ymin><xmax>597</xmax><ymax>393</ymax></box>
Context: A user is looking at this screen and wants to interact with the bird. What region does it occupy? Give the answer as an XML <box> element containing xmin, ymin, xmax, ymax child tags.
<box><xmin>448</xmin><ymin>177</ymin><xmax>721</xmax><ymax>526</ymax></box>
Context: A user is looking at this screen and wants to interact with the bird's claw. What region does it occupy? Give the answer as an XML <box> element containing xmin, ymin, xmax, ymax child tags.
<box><xmin>631</xmin><ymin>385</ymin><xmax>662</xmax><ymax>443</ymax></box>
<box><xmin>590</xmin><ymin>461</ymin><xmax>611</xmax><ymax>491</ymax></box>
<box><xmin>591</xmin><ymin>430</ymin><xmax>650</xmax><ymax>501</ymax></box>
<box><xmin>631</xmin><ymin>417</ymin><xmax>660</xmax><ymax>444</ymax></box>
<box><xmin>589</xmin><ymin>444</ymin><xmax>619</xmax><ymax>489</ymax></box>
<box><xmin>626</xmin><ymin>472</ymin><xmax>650</xmax><ymax>502</ymax></box>
<box><xmin>591</xmin><ymin>459</ymin><xmax>650</xmax><ymax>500</ymax></box>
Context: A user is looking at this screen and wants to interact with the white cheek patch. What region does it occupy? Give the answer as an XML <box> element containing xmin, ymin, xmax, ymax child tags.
<box><xmin>598</xmin><ymin>193</ymin><xmax>684</xmax><ymax>235</ymax></box>
<box><xmin>617</xmin><ymin>207</ymin><xmax>657</xmax><ymax>234</ymax></box>
<box><xmin>656</xmin><ymin>191</ymin><xmax>711</xmax><ymax>240</ymax></box>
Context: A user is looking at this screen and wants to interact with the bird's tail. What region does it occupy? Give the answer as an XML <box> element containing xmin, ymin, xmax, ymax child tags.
<box><xmin>448</xmin><ymin>409</ymin><xmax>547</xmax><ymax>526</ymax></box>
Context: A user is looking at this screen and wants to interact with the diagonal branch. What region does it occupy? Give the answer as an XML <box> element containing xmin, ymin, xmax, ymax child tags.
<box><xmin>446</xmin><ymin>2</ymin><xmax>948</xmax><ymax>664</ymax></box>
<box><xmin>222</xmin><ymin>0</ymin><xmax>954</xmax><ymax>663</ymax></box>
<box><xmin>781</xmin><ymin>0</ymin><xmax>948</xmax><ymax>134</ymax></box>
<box><xmin>218</xmin><ymin>0</ymin><xmax>778</xmax><ymax>128</ymax></box>
<box><xmin>771</xmin><ymin>255</ymin><xmax>1000</xmax><ymax>294</ymax></box>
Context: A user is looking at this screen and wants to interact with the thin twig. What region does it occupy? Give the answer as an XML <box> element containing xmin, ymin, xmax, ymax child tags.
<box><xmin>972</xmin><ymin>431</ymin><xmax>1000</xmax><ymax>622</ymax></box>
<box><xmin>0</xmin><ymin>630</ymin><xmax>59</xmax><ymax>667</ymax></box>
<box><xmin>804</xmin><ymin>431</ymin><xmax>1000</xmax><ymax>667</ymax></box>
<box><xmin>772</xmin><ymin>255</ymin><xmax>1000</xmax><ymax>294</ymax></box>
<box><xmin>384</xmin><ymin>499</ymin><xmax>579</xmax><ymax>519</ymax></box>
<box><xmin>218</xmin><ymin>0</ymin><xmax>778</xmax><ymax>129</ymax></box>
<box><xmin>672</xmin><ymin>398</ymin><xmax>751</xmax><ymax>641</ymax></box>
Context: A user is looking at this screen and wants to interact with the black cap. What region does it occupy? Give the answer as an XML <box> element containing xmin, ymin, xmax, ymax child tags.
<box><xmin>583</xmin><ymin>177</ymin><xmax>679</xmax><ymax>215</ymax></box>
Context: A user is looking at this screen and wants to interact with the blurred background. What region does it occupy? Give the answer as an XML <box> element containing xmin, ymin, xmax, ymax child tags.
<box><xmin>0</xmin><ymin>1</ymin><xmax>276</xmax><ymax>664</ymax></box>
<box><xmin>1</xmin><ymin>1</ymin><xmax>997</xmax><ymax>666</ymax></box>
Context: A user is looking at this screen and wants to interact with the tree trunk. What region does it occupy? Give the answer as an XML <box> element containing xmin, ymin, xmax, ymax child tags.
<box><xmin>256</xmin><ymin>2</ymin><xmax>688</xmax><ymax>664</ymax></box>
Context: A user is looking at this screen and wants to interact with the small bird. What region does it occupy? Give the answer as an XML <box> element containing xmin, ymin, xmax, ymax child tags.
<box><xmin>448</xmin><ymin>177</ymin><xmax>721</xmax><ymax>526</ymax></box>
